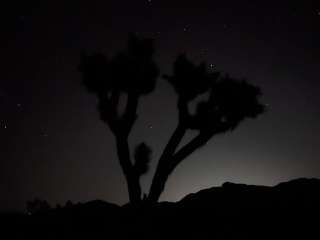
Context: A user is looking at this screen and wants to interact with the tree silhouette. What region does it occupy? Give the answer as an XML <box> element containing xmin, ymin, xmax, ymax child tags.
<box><xmin>79</xmin><ymin>34</ymin><xmax>265</xmax><ymax>205</ymax></box>
<box><xmin>79</xmin><ymin>34</ymin><xmax>159</xmax><ymax>204</ymax></box>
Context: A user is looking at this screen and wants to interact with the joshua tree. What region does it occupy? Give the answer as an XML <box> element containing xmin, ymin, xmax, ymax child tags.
<box><xmin>79</xmin><ymin>34</ymin><xmax>158</xmax><ymax>204</ymax></box>
<box><xmin>79</xmin><ymin>34</ymin><xmax>265</xmax><ymax>204</ymax></box>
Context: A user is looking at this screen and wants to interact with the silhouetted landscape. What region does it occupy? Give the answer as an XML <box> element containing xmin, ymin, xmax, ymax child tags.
<box><xmin>2</xmin><ymin>178</ymin><xmax>319</xmax><ymax>239</ymax></box>
<box><xmin>2</xmin><ymin>1</ymin><xmax>320</xmax><ymax>239</ymax></box>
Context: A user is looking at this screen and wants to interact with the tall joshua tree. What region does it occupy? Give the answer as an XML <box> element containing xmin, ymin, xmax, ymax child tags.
<box><xmin>79</xmin><ymin>34</ymin><xmax>159</xmax><ymax>204</ymax></box>
<box><xmin>79</xmin><ymin>34</ymin><xmax>265</xmax><ymax>204</ymax></box>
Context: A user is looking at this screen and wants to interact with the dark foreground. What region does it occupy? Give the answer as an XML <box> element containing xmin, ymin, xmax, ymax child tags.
<box><xmin>2</xmin><ymin>178</ymin><xmax>320</xmax><ymax>239</ymax></box>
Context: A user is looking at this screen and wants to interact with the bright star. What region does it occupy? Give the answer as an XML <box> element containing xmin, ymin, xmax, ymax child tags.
<box><xmin>183</xmin><ymin>25</ymin><xmax>190</xmax><ymax>32</ymax></box>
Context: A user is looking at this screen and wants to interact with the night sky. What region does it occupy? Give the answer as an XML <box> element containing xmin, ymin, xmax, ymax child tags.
<box><xmin>1</xmin><ymin>0</ymin><xmax>320</xmax><ymax>211</ymax></box>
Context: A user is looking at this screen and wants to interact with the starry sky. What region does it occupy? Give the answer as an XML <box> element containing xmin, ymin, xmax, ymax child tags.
<box><xmin>1</xmin><ymin>0</ymin><xmax>320</xmax><ymax>211</ymax></box>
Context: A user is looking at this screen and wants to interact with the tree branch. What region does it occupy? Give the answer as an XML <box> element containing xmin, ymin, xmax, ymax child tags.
<box><xmin>121</xmin><ymin>93</ymin><xmax>139</xmax><ymax>137</ymax></box>
<box><xmin>168</xmin><ymin>131</ymin><xmax>213</xmax><ymax>173</ymax></box>
<box><xmin>99</xmin><ymin>91</ymin><xmax>142</xmax><ymax>203</ymax></box>
<box><xmin>98</xmin><ymin>93</ymin><xmax>119</xmax><ymax>134</ymax></box>
<box><xmin>152</xmin><ymin>98</ymin><xmax>188</xmax><ymax>172</ymax></box>
<box><xmin>147</xmin><ymin>98</ymin><xmax>188</xmax><ymax>202</ymax></box>
<box><xmin>116</xmin><ymin>136</ymin><xmax>141</xmax><ymax>203</ymax></box>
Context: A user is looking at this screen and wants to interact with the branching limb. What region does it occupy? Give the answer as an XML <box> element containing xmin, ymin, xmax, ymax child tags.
<box><xmin>147</xmin><ymin>98</ymin><xmax>188</xmax><ymax>202</ymax></box>
<box><xmin>121</xmin><ymin>93</ymin><xmax>139</xmax><ymax>138</ymax></box>
<box><xmin>169</xmin><ymin>131</ymin><xmax>213</xmax><ymax>173</ymax></box>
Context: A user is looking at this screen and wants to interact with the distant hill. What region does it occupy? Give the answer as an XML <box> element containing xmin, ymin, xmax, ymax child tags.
<box><xmin>2</xmin><ymin>178</ymin><xmax>320</xmax><ymax>240</ymax></box>
<box><xmin>179</xmin><ymin>177</ymin><xmax>320</xmax><ymax>208</ymax></box>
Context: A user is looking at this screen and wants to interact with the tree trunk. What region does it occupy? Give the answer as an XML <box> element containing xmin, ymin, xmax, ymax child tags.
<box><xmin>147</xmin><ymin>166</ymin><xmax>170</xmax><ymax>203</ymax></box>
<box><xmin>147</xmin><ymin>131</ymin><xmax>211</xmax><ymax>203</ymax></box>
<box><xmin>147</xmin><ymin>126</ymin><xmax>186</xmax><ymax>203</ymax></box>
<box><xmin>116</xmin><ymin>137</ymin><xmax>141</xmax><ymax>204</ymax></box>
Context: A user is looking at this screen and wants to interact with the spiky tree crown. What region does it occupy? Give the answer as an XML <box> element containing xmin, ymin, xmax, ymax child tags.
<box><xmin>79</xmin><ymin>34</ymin><xmax>159</xmax><ymax>96</ymax></box>
<box><xmin>165</xmin><ymin>54</ymin><xmax>265</xmax><ymax>134</ymax></box>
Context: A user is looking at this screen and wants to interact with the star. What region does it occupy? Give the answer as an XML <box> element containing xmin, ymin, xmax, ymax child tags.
<box><xmin>1</xmin><ymin>120</ymin><xmax>6</xmax><ymax>127</ymax></box>
<box><xmin>183</xmin><ymin>25</ymin><xmax>191</xmax><ymax>32</ymax></box>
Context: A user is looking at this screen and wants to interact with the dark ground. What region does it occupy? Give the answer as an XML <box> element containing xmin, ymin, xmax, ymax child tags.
<box><xmin>2</xmin><ymin>178</ymin><xmax>319</xmax><ymax>240</ymax></box>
